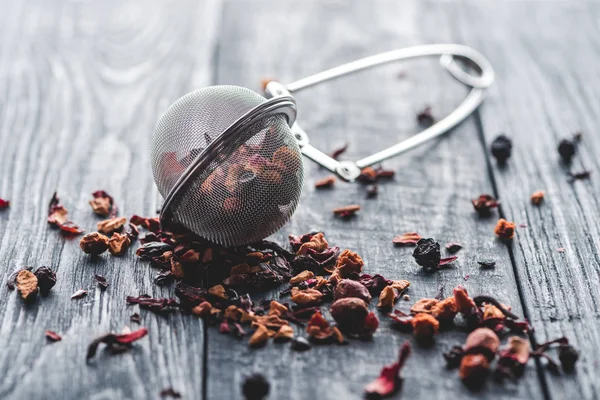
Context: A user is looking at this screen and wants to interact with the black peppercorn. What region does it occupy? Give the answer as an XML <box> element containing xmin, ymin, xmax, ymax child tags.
<box><xmin>242</xmin><ymin>374</ymin><xmax>270</xmax><ymax>400</ymax></box>
<box><xmin>490</xmin><ymin>135</ymin><xmax>512</xmax><ymax>164</ymax></box>
<box><xmin>291</xmin><ymin>336</ymin><xmax>311</xmax><ymax>351</ymax></box>
<box><xmin>34</xmin><ymin>266</ymin><xmax>57</xmax><ymax>295</ymax></box>
<box><xmin>558</xmin><ymin>344</ymin><xmax>579</xmax><ymax>373</ymax></box>
<box><xmin>413</xmin><ymin>238</ymin><xmax>441</xmax><ymax>272</ymax></box>
<box><xmin>558</xmin><ymin>139</ymin><xmax>576</xmax><ymax>163</ymax></box>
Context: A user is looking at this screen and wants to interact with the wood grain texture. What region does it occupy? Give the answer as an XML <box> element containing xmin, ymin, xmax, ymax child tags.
<box><xmin>0</xmin><ymin>0</ymin><xmax>222</xmax><ymax>399</ymax></box>
<box><xmin>456</xmin><ymin>2</ymin><xmax>600</xmax><ymax>399</ymax></box>
<box><xmin>206</xmin><ymin>1</ymin><xmax>542</xmax><ymax>399</ymax></box>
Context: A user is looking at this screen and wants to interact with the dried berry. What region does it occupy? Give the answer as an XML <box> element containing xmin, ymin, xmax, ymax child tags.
<box><xmin>558</xmin><ymin>138</ymin><xmax>576</xmax><ymax>163</ymax></box>
<box><xmin>306</xmin><ymin>311</ymin><xmax>337</xmax><ymax>341</ymax></box>
<box><xmin>490</xmin><ymin>134</ymin><xmax>512</xmax><ymax>164</ymax></box>
<box><xmin>531</xmin><ymin>190</ymin><xmax>545</xmax><ymax>206</ymax></box>
<box><xmin>496</xmin><ymin>336</ymin><xmax>529</xmax><ymax>380</ymax></box>
<box><xmin>364</xmin><ymin>341</ymin><xmax>411</xmax><ymax>398</ymax></box>
<box><xmin>464</xmin><ymin>328</ymin><xmax>499</xmax><ymax>361</ymax></box>
<box><xmin>80</xmin><ymin>232</ymin><xmax>110</xmax><ymax>255</ymax></box>
<box><xmin>494</xmin><ymin>218</ymin><xmax>516</xmax><ymax>240</ymax></box>
<box><xmin>108</xmin><ymin>232</ymin><xmax>131</xmax><ymax>256</ymax></box>
<box><xmin>97</xmin><ymin>217</ymin><xmax>127</xmax><ymax>234</ymax></box>
<box><xmin>412</xmin><ymin>238</ymin><xmax>441</xmax><ymax>272</ymax></box>
<box><xmin>471</xmin><ymin>194</ymin><xmax>499</xmax><ymax>216</ymax></box>
<box><xmin>291</xmin><ymin>337</ymin><xmax>311</xmax><ymax>351</ymax></box>
<box><xmin>558</xmin><ymin>344</ymin><xmax>579</xmax><ymax>373</ymax></box>
<box><xmin>358</xmin><ymin>274</ymin><xmax>392</xmax><ymax>295</ymax></box>
<box><xmin>34</xmin><ymin>267</ymin><xmax>56</xmax><ymax>295</ymax></box>
<box><xmin>16</xmin><ymin>270</ymin><xmax>38</xmax><ymax>301</ymax></box>
<box><xmin>392</xmin><ymin>232</ymin><xmax>422</xmax><ymax>246</ymax></box>
<box><xmin>459</xmin><ymin>354</ymin><xmax>490</xmax><ymax>385</ymax></box>
<box><xmin>242</xmin><ymin>373</ymin><xmax>270</xmax><ymax>400</ymax></box>
<box><xmin>0</xmin><ymin>198</ymin><xmax>9</xmax><ymax>209</ymax></box>
<box><xmin>334</xmin><ymin>279</ymin><xmax>372</xmax><ymax>303</ymax></box>
<box><xmin>332</xmin><ymin>204</ymin><xmax>360</xmax><ymax>218</ymax></box>
<box><xmin>315</xmin><ymin>176</ymin><xmax>336</xmax><ymax>189</ymax></box>
<box><xmin>330</xmin><ymin>298</ymin><xmax>369</xmax><ymax>334</ymax></box>
<box><xmin>453</xmin><ymin>287</ymin><xmax>476</xmax><ymax>315</ymax></box>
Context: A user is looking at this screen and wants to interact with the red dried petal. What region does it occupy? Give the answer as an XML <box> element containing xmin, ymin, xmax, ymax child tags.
<box><xmin>364</xmin><ymin>341</ymin><xmax>411</xmax><ymax>397</ymax></box>
<box><xmin>439</xmin><ymin>256</ymin><xmax>458</xmax><ymax>266</ymax></box>
<box><xmin>392</xmin><ymin>232</ymin><xmax>422</xmax><ymax>246</ymax></box>
<box><xmin>114</xmin><ymin>328</ymin><xmax>148</xmax><ymax>344</ymax></box>
<box><xmin>45</xmin><ymin>330</ymin><xmax>62</xmax><ymax>342</ymax></box>
<box><xmin>0</xmin><ymin>198</ymin><xmax>9</xmax><ymax>209</ymax></box>
<box><xmin>58</xmin><ymin>221</ymin><xmax>84</xmax><ymax>234</ymax></box>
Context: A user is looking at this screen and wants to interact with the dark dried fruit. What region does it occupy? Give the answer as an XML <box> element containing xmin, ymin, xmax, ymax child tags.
<box><xmin>127</xmin><ymin>295</ymin><xmax>179</xmax><ymax>312</ymax></box>
<box><xmin>242</xmin><ymin>373</ymin><xmax>270</xmax><ymax>400</ymax></box>
<box><xmin>80</xmin><ymin>232</ymin><xmax>110</xmax><ymax>255</ymax></box>
<box><xmin>471</xmin><ymin>194</ymin><xmax>499</xmax><ymax>216</ymax></box>
<box><xmin>0</xmin><ymin>198</ymin><xmax>9</xmax><ymax>209</ymax></box>
<box><xmin>490</xmin><ymin>134</ymin><xmax>512</xmax><ymax>164</ymax></box>
<box><xmin>291</xmin><ymin>337</ymin><xmax>311</xmax><ymax>351</ymax></box>
<box><xmin>412</xmin><ymin>238</ymin><xmax>441</xmax><ymax>272</ymax></box>
<box><xmin>16</xmin><ymin>270</ymin><xmax>38</xmax><ymax>301</ymax></box>
<box><xmin>558</xmin><ymin>138</ymin><xmax>576</xmax><ymax>163</ymax></box>
<box><xmin>334</xmin><ymin>279</ymin><xmax>372</xmax><ymax>303</ymax></box>
<box><xmin>445</xmin><ymin>242</ymin><xmax>462</xmax><ymax>253</ymax></box>
<box><xmin>558</xmin><ymin>344</ymin><xmax>579</xmax><ymax>373</ymax></box>
<box><xmin>34</xmin><ymin>267</ymin><xmax>56</xmax><ymax>295</ymax></box>
<box><xmin>160</xmin><ymin>388</ymin><xmax>181</xmax><ymax>398</ymax></box>
<box><xmin>94</xmin><ymin>274</ymin><xmax>109</xmax><ymax>291</ymax></box>
<box><xmin>478</xmin><ymin>260</ymin><xmax>496</xmax><ymax>269</ymax></box>
<box><xmin>330</xmin><ymin>298</ymin><xmax>369</xmax><ymax>334</ymax></box>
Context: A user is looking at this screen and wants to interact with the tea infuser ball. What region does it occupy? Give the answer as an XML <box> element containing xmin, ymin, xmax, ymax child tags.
<box><xmin>151</xmin><ymin>85</ymin><xmax>303</xmax><ymax>247</ymax></box>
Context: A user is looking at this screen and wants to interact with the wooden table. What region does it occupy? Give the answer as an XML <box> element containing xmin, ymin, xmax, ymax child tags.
<box><xmin>1</xmin><ymin>1</ymin><xmax>599</xmax><ymax>399</ymax></box>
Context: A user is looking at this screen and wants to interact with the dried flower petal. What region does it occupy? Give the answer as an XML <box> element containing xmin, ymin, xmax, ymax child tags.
<box><xmin>453</xmin><ymin>287</ymin><xmax>476</xmax><ymax>315</ymax></box>
<box><xmin>80</xmin><ymin>232</ymin><xmax>110</xmax><ymax>255</ymax></box>
<box><xmin>471</xmin><ymin>194</ymin><xmax>499</xmax><ymax>216</ymax></box>
<box><xmin>332</xmin><ymin>204</ymin><xmax>360</xmax><ymax>218</ymax></box>
<box><xmin>249</xmin><ymin>324</ymin><xmax>269</xmax><ymax>348</ymax></box>
<box><xmin>86</xmin><ymin>327</ymin><xmax>148</xmax><ymax>360</ymax></box>
<box><xmin>364</xmin><ymin>341</ymin><xmax>411</xmax><ymax>398</ymax></box>
<box><xmin>47</xmin><ymin>192</ymin><xmax>83</xmax><ymax>234</ymax></box>
<box><xmin>297</xmin><ymin>232</ymin><xmax>328</xmax><ymax>255</ymax></box>
<box><xmin>191</xmin><ymin>301</ymin><xmax>212</xmax><ymax>317</ymax></box>
<box><xmin>431</xmin><ymin>297</ymin><xmax>457</xmax><ymax>321</ymax></box>
<box><xmin>97</xmin><ymin>217</ymin><xmax>127</xmax><ymax>234</ymax></box>
<box><xmin>160</xmin><ymin>388</ymin><xmax>182</xmax><ymax>399</ymax></box>
<box><xmin>358</xmin><ymin>167</ymin><xmax>378</xmax><ymax>183</ymax></box>
<box><xmin>208</xmin><ymin>284</ymin><xmax>227</xmax><ymax>300</ymax></box>
<box><xmin>289</xmin><ymin>270</ymin><xmax>314</xmax><ymax>285</ymax></box>
<box><xmin>494</xmin><ymin>218</ymin><xmax>516</xmax><ymax>240</ymax></box>
<box><xmin>330</xmin><ymin>143</ymin><xmax>348</xmax><ymax>160</ymax></box>
<box><xmin>392</xmin><ymin>232</ymin><xmax>422</xmax><ymax>246</ymax></box>
<box><xmin>45</xmin><ymin>330</ymin><xmax>62</xmax><ymax>342</ymax></box>
<box><xmin>291</xmin><ymin>288</ymin><xmax>323</xmax><ymax>306</ymax></box>
<box><xmin>569</xmin><ymin>170</ymin><xmax>592</xmax><ymax>181</ymax></box>
<box><xmin>108</xmin><ymin>232</ymin><xmax>131</xmax><ymax>256</ymax></box>
<box><xmin>16</xmin><ymin>270</ymin><xmax>38</xmax><ymax>301</ymax></box>
<box><xmin>0</xmin><ymin>198</ymin><xmax>9</xmax><ymax>209</ymax></box>
<box><xmin>531</xmin><ymin>190</ymin><xmax>545</xmax><ymax>205</ymax></box>
<box><xmin>445</xmin><ymin>242</ymin><xmax>462</xmax><ymax>253</ymax></box>
<box><xmin>315</xmin><ymin>176</ymin><xmax>336</xmax><ymax>189</ymax></box>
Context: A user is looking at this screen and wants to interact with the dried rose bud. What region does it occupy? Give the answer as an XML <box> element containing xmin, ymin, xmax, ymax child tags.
<box><xmin>494</xmin><ymin>218</ymin><xmax>516</xmax><ymax>240</ymax></box>
<box><xmin>16</xmin><ymin>270</ymin><xmax>38</xmax><ymax>301</ymax></box>
<box><xmin>191</xmin><ymin>301</ymin><xmax>212</xmax><ymax>317</ymax></box>
<box><xmin>332</xmin><ymin>204</ymin><xmax>360</xmax><ymax>218</ymax></box>
<box><xmin>431</xmin><ymin>297</ymin><xmax>457</xmax><ymax>322</ymax></box>
<box><xmin>290</xmin><ymin>270</ymin><xmax>314</xmax><ymax>285</ymax></box>
<box><xmin>411</xmin><ymin>313</ymin><xmax>439</xmax><ymax>343</ymax></box>
<box><xmin>274</xmin><ymin>325</ymin><xmax>294</xmax><ymax>342</ymax></box>
<box><xmin>79</xmin><ymin>232</ymin><xmax>109</xmax><ymax>255</ymax></box>
<box><xmin>330</xmin><ymin>298</ymin><xmax>369</xmax><ymax>334</ymax></box>
<box><xmin>290</xmin><ymin>288</ymin><xmax>323</xmax><ymax>306</ymax></box>
<box><xmin>464</xmin><ymin>328</ymin><xmax>500</xmax><ymax>361</ymax></box>
<box><xmin>34</xmin><ymin>267</ymin><xmax>56</xmax><ymax>296</ymax></box>
<box><xmin>108</xmin><ymin>232</ymin><xmax>131</xmax><ymax>256</ymax></box>
<box><xmin>459</xmin><ymin>354</ymin><xmax>490</xmax><ymax>385</ymax></box>
<box><xmin>297</xmin><ymin>232</ymin><xmax>328</xmax><ymax>255</ymax></box>
<box><xmin>558</xmin><ymin>344</ymin><xmax>579</xmax><ymax>373</ymax></box>
<box><xmin>335</xmin><ymin>249</ymin><xmax>364</xmax><ymax>278</ymax></box>
<box><xmin>531</xmin><ymin>190</ymin><xmax>545</xmax><ymax>206</ymax></box>
<box><xmin>334</xmin><ymin>279</ymin><xmax>372</xmax><ymax>303</ymax></box>
<box><xmin>315</xmin><ymin>176</ymin><xmax>336</xmax><ymax>189</ymax></box>
<box><xmin>410</xmin><ymin>298</ymin><xmax>439</xmax><ymax>315</ymax></box>
<box><xmin>97</xmin><ymin>217</ymin><xmax>127</xmax><ymax>234</ymax></box>
<box><xmin>248</xmin><ymin>324</ymin><xmax>269</xmax><ymax>348</ymax></box>
<box><xmin>377</xmin><ymin>285</ymin><xmax>398</xmax><ymax>309</ymax></box>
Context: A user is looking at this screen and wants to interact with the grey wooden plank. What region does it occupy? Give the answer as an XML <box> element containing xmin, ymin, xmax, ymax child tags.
<box><xmin>206</xmin><ymin>1</ymin><xmax>543</xmax><ymax>399</ymax></box>
<box><xmin>456</xmin><ymin>2</ymin><xmax>600</xmax><ymax>399</ymax></box>
<box><xmin>0</xmin><ymin>0</ymin><xmax>222</xmax><ymax>399</ymax></box>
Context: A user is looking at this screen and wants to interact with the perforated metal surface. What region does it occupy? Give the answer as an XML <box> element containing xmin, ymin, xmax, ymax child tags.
<box><xmin>151</xmin><ymin>86</ymin><xmax>304</xmax><ymax>246</ymax></box>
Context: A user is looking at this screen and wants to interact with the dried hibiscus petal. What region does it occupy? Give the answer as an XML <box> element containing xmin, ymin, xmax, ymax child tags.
<box><xmin>47</xmin><ymin>192</ymin><xmax>83</xmax><ymax>234</ymax></box>
<box><xmin>364</xmin><ymin>341</ymin><xmax>411</xmax><ymax>398</ymax></box>
<box><xmin>90</xmin><ymin>190</ymin><xmax>117</xmax><ymax>217</ymax></box>
<box><xmin>471</xmin><ymin>194</ymin><xmax>499</xmax><ymax>216</ymax></box>
<box><xmin>94</xmin><ymin>274</ymin><xmax>109</xmax><ymax>291</ymax></box>
<box><xmin>86</xmin><ymin>327</ymin><xmax>148</xmax><ymax>360</ymax></box>
<box><xmin>0</xmin><ymin>198</ymin><xmax>9</xmax><ymax>209</ymax></box>
<box><xmin>45</xmin><ymin>330</ymin><xmax>62</xmax><ymax>342</ymax></box>
<box><xmin>392</xmin><ymin>232</ymin><xmax>422</xmax><ymax>246</ymax></box>
<box><xmin>127</xmin><ymin>295</ymin><xmax>179</xmax><ymax>312</ymax></box>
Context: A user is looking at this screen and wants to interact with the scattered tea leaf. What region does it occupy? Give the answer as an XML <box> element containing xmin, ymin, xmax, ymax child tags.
<box><xmin>445</xmin><ymin>242</ymin><xmax>463</xmax><ymax>254</ymax></box>
<box><xmin>478</xmin><ymin>260</ymin><xmax>496</xmax><ymax>269</ymax></box>
<box><xmin>47</xmin><ymin>192</ymin><xmax>83</xmax><ymax>235</ymax></box>
<box><xmin>569</xmin><ymin>170</ymin><xmax>592</xmax><ymax>182</ymax></box>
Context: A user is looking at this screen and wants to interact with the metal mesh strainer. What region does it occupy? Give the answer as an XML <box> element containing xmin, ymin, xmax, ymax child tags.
<box><xmin>151</xmin><ymin>85</ymin><xmax>302</xmax><ymax>247</ymax></box>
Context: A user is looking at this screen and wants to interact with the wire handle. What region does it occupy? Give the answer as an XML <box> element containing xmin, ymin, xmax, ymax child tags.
<box><xmin>266</xmin><ymin>44</ymin><xmax>495</xmax><ymax>181</ymax></box>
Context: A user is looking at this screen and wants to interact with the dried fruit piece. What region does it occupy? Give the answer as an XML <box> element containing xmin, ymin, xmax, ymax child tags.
<box><xmin>392</xmin><ymin>232</ymin><xmax>422</xmax><ymax>246</ymax></box>
<box><xmin>89</xmin><ymin>190</ymin><xmax>117</xmax><ymax>217</ymax></box>
<box><xmin>80</xmin><ymin>232</ymin><xmax>110</xmax><ymax>255</ymax></box>
<box><xmin>315</xmin><ymin>176</ymin><xmax>336</xmax><ymax>189</ymax></box>
<box><xmin>490</xmin><ymin>134</ymin><xmax>512</xmax><ymax>164</ymax></box>
<box><xmin>412</xmin><ymin>238</ymin><xmax>441</xmax><ymax>272</ymax></box>
<box><xmin>97</xmin><ymin>217</ymin><xmax>127</xmax><ymax>234</ymax></box>
<box><xmin>471</xmin><ymin>194</ymin><xmax>499</xmax><ymax>216</ymax></box>
<box><xmin>86</xmin><ymin>327</ymin><xmax>148</xmax><ymax>360</ymax></box>
<box><xmin>464</xmin><ymin>328</ymin><xmax>499</xmax><ymax>360</ymax></box>
<box><xmin>290</xmin><ymin>288</ymin><xmax>323</xmax><ymax>306</ymax></box>
<box><xmin>410</xmin><ymin>298</ymin><xmax>439</xmax><ymax>315</ymax></box>
<box><xmin>558</xmin><ymin>344</ymin><xmax>579</xmax><ymax>372</ymax></box>
<box><xmin>16</xmin><ymin>270</ymin><xmax>38</xmax><ymax>301</ymax></box>
<box><xmin>364</xmin><ymin>341</ymin><xmax>411</xmax><ymax>398</ymax></box>
<box><xmin>34</xmin><ymin>267</ymin><xmax>56</xmax><ymax>295</ymax></box>
<box><xmin>377</xmin><ymin>286</ymin><xmax>398</xmax><ymax>309</ymax></box>
<box><xmin>297</xmin><ymin>232</ymin><xmax>328</xmax><ymax>255</ymax></box>
<box><xmin>306</xmin><ymin>311</ymin><xmax>335</xmax><ymax>341</ymax></box>
<box><xmin>411</xmin><ymin>313</ymin><xmax>439</xmax><ymax>343</ymax></box>
<box><xmin>108</xmin><ymin>232</ymin><xmax>132</xmax><ymax>256</ymax></box>
<box><xmin>335</xmin><ymin>249</ymin><xmax>364</xmax><ymax>278</ymax></box>
<box><xmin>358</xmin><ymin>167</ymin><xmax>377</xmax><ymax>183</ymax></box>
<box><xmin>47</xmin><ymin>192</ymin><xmax>83</xmax><ymax>234</ymax></box>
<box><xmin>496</xmin><ymin>336</ymin><xmax>530</xmax><ymax>380</ymax></box>
<box><xmin>330</xmin><ymin>143</ymin><xmax>348</xmax><ymax>160</ymax></box>
<box><xmin>191</xmin><ymin>301</ymin><xmax>212</xmax><ymax>317</ymax></box>
<box><xmin>334</xmin><ymin>279</ymin><xmax>372</xmax><ymax>303</ymax></box>
<box><xmin>332</xmin><ymin>204</ymin><xmax>360</xmax><ymax>218</ymax></box>
<box><xmin>274</xmin><ymin>325</ymin><xmax>294</xmax><ymax>342</ymax></box>
<box><xmin>460</xmin><ymin>354</ymin><xmax>490</xmax><ymax>385</ymax></box>
<box><xmin>94</xmin><ymin>274</ymin><xmax>109</xmax><ymax>291</ymax></box>
<box><xmin>494</xmin><ymin>218</ymin><xmax>516</xmax><ymax>240</ymax></box>
<box><xmin>0</xmin><ymin>198</ymin><xmax>9</xmax><ymax>209</ymax></box>
<box><xmin>71</xmin><ymin>289</ymin><xmax>88</xmax><ymax>299</ymax></box>
<box><xmin>330</xmin><ymin>298</ymin><xmax>369</xmax><ymax>334</ymax></box>
<box><xmin>445</xmin><ymin>242</ymin><xmax>462</xmax><ymax>253</ymax></box>
<box><xmin>45</xmin><ymin>330</ymin><xmax>62</xmax><ymax>342</ymax></box>
<box><xmin>431</xmin><ymin>297</ymin><xmax>457</xmax><ymax>322</ymax></box>
<box><xmin>249</xmin><ymin>324</ymin><xmax>269</xmax><ymax>348</ymax></box>
<box><xmin>531</xmin><ymin>190</ymin><xmax>545</xmax><ymax>205</ymax></box>
<box><xmin>290</xmin><ymin>270</ymin><xmax>314</xmax><ymax>285</ymax></box>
